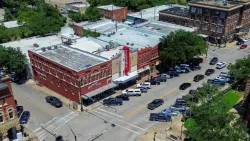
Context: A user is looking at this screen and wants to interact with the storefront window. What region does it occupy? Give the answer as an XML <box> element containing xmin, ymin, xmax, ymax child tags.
<box><xmin>8</xmin><ymin>109</ymin><xmax>14</xmax><ymax>119</ymax></box>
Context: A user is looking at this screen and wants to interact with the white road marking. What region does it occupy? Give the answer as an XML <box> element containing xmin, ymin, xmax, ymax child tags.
<box><xmin>98</xmin><ymin>108</ymin><xmax>123</xmax><ymax>118</ymax></box>
<box><xmin>93</xmin><ymin>110</ymin><xmax>146</xmax><ymax>131</ymax></box>
<box><xmin>33</xmin><ymin>117</ymin><xmax>58</xmax><ymax>132</ymax></box>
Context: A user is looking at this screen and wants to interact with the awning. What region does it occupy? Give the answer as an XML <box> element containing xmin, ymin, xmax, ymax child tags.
<box><xmin>113</xmin><ymin>71</ymin><xmax>138</xmax><ymax>84</ymax></box>
<box><xmin>82</xmin><ymin>83</ymin><xmax>117</xmax><ymax>99</ymax></box>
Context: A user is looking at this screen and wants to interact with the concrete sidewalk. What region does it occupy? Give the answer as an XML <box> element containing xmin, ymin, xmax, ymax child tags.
<box><xmin>136</xmin><ymin>114</ymin><xmax>185</xmax><ymax>141</ymax></box>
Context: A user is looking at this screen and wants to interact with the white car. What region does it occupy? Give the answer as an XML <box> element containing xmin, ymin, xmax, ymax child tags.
<box><xmin>216</xmin><ymin>62</ymin><xmax>227</xmax><ymax>69</ymax></box>
<box><xmin>161</xmin><ymin>73</ymin><xmax>171</xmax><ymax>79</ymax></box>
<box><xmin>215</xmin><ymin>76</ymin><xmax>226</xmax><ymax>81</ymax></box>
<box><xmin>219</xmin><ymin>72</ymin><xmax>228</xmax><ymax>77</ymax></box>
<box><xmin>122</xmin><ymin>89</ymin><xmax>141</xmax><ymax>96</ymax></box>
<box><xmin>136</xmin><ymin>82</ymin><xmax>151</xmax><ymax>89</ymax></box>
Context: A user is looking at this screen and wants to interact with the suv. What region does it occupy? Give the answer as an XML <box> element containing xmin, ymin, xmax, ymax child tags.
<box><xmin>209</xmin><ymin>57</ymin><xmax>218</xmax><ymax>65</ymax></box>
<box><xmin>216</xmin><ymin>62</ymin><xmax>227</xmax><ymax>69</ymax></box>
<box><xmin>137</xmin><ymin>82</ymin><xmax>151</xmax><ymax>89</ymax></box>
<box><xmin>175</xmin><ymin>98</ymin><xmax>186</xmax><ymax>105</ymax></box>
<box><xmin>122</xmin><ymin>89</ymin><xmax>141</xmax><ymax>96</ymax></box>
<box><xmin>166</xmin><ymin>71</ymin><xmax>179</xmax><ymax>78</ymax></box>
<box><xmin>46</xmin><ymin>96</ymin><xmax>63</xmax><ymax>108</ymax></box>
<box><xmin>205</xmin><ymin>69</ymin><xmax>215</xmax><ymax>76</ymax></box>
<box><xmin>193</xmin><ymin>74</ymin><xmax>205</xmax><ymax>82</ymax></box>
<box><xmin>170</xmin><ymin>105</ymin><xmax>186</xmax><ymax>111</ymax></box>
<box><xmin>147</xmin><ymin>99</ymin><xmax>164</xmax><ymax>110</ymax></box>
<box><xmin>156</xmin><ymin>75</ymin><xmax>167</xmax><ymax>82</ymax></box>
<box><xmin>103</xmin><ymin>98</ymin><xmax>123</xmax><ymax>106</ymax></box>
<box><xmin>20</xmin><ymin>111</ymin><xmax>30</xmax><ymax>124</ymax></box>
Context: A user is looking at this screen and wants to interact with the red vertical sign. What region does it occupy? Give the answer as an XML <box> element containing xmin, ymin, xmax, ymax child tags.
<box><xmin>123</xmin><ymin>46</ymin><xmax>130</xmax><ymax>75</ymax></box>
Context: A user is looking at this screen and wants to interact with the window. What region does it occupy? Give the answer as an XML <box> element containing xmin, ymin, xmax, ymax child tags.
<box><xmin>191</xmin><ymin>7</ymin><xmax>196</xmax><ymax>13</ymax></box>
<box><xmin>211</xmin><ymin>25</ymin><xmax>216</xmax><ymax>32</ymax></box>
<box><xmin>103</xmin><ymin>70</ymin><xmax>106</xmax><ymax>77</ymax></box>
<box><xmin>99</xmin><ymin>72</ymin><xmax>102</xmax><ymax>78</ymax></box>
<box><xmin>64</xmin><ymin>85</ymin><xmax>67</xmax><ymax>91</ymax></box>
<box><xmin>217</xmin><ymin>27</ymin><xmax>223</xmax><ymax>33</ymax></box>
<box><xmin>80</xmin><ymin>79</ymin><xmax>84</xmax><ymax>86</ymax></box>
<box><xmin>218</xmin><ymin>19</ymin><xmax>222</xmax><ymax>25</ymax></box>
<box><xmin>202</xmin><ymin>24</ymin><xmax>207</xmax><ymax>30</ymax></box>
<box><xmin>57</xmin><ymin>82</ymin><xmax>60</xmax><ymax>87</ymax></box>
<box><xmin>205</xmin><ymin>9</ymin><xmax>210</xmax><ymax>15</ymax></box>
<box><xmin>50</xmin><ymin>78</ymin><xmax>53</xmax><ymax>84</ymax></box>
<box><xmin>71</xmin><ymin>89</ymin><xmax>75</xmax><ymax>95</ymax></box>
<box><xmin>96</xmin><ymin>74</ymin><xmax>98</xmax><ymax>80</ymax></box>
<box><xmin>0</xmin><ymin>112</ymin><xmax>3</xmax><ymax>123</ymax></box>
<box><xmin>62</xmin><ymin>74</ymin><xmax>65</xmax><ymax>80</ymax></box>
<box><xmin>220</xmin><ymin>12</ymin><xmax>225</xmax><ymax>18</ymax></box>
<box><xmin>197</xmin><ymin>8</ymin><xmax>202</xmax><ymax>14</ymax></box>
<box><xmin>8</xmin><ymin>109</ymin><xmax>14</xmax><ymax>120</ymax></box>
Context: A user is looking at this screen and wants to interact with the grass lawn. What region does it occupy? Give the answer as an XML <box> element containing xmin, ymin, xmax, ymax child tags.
<box><xmin>184</xmin><ymin>118</ymin><xmax>195</xmax><ymax>129</ymax></box>
<box><xmin>224</xmin><ymin>90</ymin><xmax>243</xmax><ymax>108</ymax></box>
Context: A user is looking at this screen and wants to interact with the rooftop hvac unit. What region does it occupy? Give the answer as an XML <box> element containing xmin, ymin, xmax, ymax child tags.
<box><xmin>41</xmin><ymin>47</ymin><xmax>46</xmax><ymax>52</ymax></box>
<box><xmin>47</xmin><ymin>46</ymin><xmax>52</xmax><ymax>50</ymax></box>
<box><xmin>127</xmin><ymin>42</ymin><xmax>129</xmax><ymax>45</ymax></box>
<box><xmin>131</xmin><ymin>43</ymin><xmax>134</xmax><ymax>46</ymax></box>
<box><xmin>54</xmin><ymin>46</ymin><xmax>58</xmax><ymax>50</ymax></box>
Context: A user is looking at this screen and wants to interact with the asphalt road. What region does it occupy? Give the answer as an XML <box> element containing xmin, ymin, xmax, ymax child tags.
<box><xmin>16</xmin><ymin>44</ymin><xmax>250</xmax><ymax>141</ymax></box>
<box><xmin>11</xmin><ymin>83</ymin><xmax>77</xmax><ymax>140</ymax></box>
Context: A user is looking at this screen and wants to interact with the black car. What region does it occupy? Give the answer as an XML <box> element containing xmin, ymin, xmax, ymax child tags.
<box><xmin>116</xmin><ymin>94</ymin><xmax>130</xmax><ymax>101</ymax></box>
<box><xmin>166</xmin><ymin>71</ymin><xmax>179</xmax><ymax>78</ymax></box>
<box><xmin>190</xmin><ymin>65</ymin><xmax>201</xmax><ymax>71</ymax></box>
<box><xmin>205</xmin><ymin>69</ymin><xmax>215</xmax><ymax>76</ymax></box>
<box><xmin>209</xmin><ymin>57</ymin><xmax>218</xmax><ymax>65</ymax></box>
<box><xmin>17</xmin><ymin>106</ymin><xmax>23</xmax><ymax>117</ymax></box>
<box><xmin>193</xmin><ymin>74</ymin><xmax>205</xmax><ymax>82</ymax></box>
<box><xmin>149</xmin><ymin>113</ymin><xmax>171</xmax><ymax>122</ymax></box>
<box><xmin>145</xmin><ymin>78</ymin><xmax>161</xmax><ymax>85</ymax></box>
<box><xmin>46</xmin><ymin>96</ymin><xmax>63</xmax><ymax>108</ymax></box>
<box><xmin>147</xmin><ymin>99</ymin><xmax>164</xmax><ymax>110</ymax></box>
<box><xmin>175</xmin><ymin>98</ymin><xmax>186</xmax><ymax>105</ymax></box>
<box><xmin>103</xmin><ymin>98</ymin><xmax>123</xmax><ymax>106</ymax></box>
<box><xmin>189</xmin><ymin>89</ymin><xmax>197</xmax><ymax>95</ymax></box>
<box><xmin>156</xmin><ymin>76</ymin><xmax>167</xmax><ymax>82</ymax></box>
<box><xmin>179</xmin><ymin>83</ymin><xmax>191</xmax><ymax>90</ymax></box>
<box><xmin>236</xmin><ymin>40</ymin><xmax>244</xmax><ymax>45</ymax></box>
<box><xmin>20</xmin><ymin>111</ymin><xmax>30</xmax><ymax>124</ymax></box>
<box><xmin>138</xmin><ymin>87</ymin><xmax>148</xmax><ymax>93</ymax></box>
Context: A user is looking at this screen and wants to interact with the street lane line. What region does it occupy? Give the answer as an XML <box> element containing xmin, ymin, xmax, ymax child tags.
<box><xmin>39</xmin><ymin>113</ymin><xmax>78</xmax><ymax>140</ymax></box>
<box><xmin>93</xmin><ymin>110</ymin><xmax>145</xmax><ymax>131</ymax></box>
<box><xmin>33</xmin><ymin>117</ymin><xmax>58</xmax><ymax>132</ymax></box>
<box><xmin>124</xmin><ymin>105</ymin><xmax>147</xmax><ymax>118</ymax></box>
<box><xmin>98</xmin><ymin>108</ymin><xmax>123</xmax><ymax>118</ymax></box>
<box><xmin>158</xmin><ymin>88</ymin><xmax>178</xmax><ymax>99</ymax></box>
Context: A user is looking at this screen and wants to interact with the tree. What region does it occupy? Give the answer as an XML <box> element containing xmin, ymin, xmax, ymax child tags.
<box><xmin>228</xmin><ymin>55</ymin><xmax>250</xmax><ymax>90</ymax></box>
<box><xmin>185</xmin><ymin>84</ymin><xmax>249</xmax><ymax>141</ymax></box>
<box><xmin>68</xmin><ymin>7</ymin><xmax>103</xmax><ymax>22</ymax></box>
<box><xmin>158</xmin><ymin>30</ymin><xmax>207</xmax><ymax>71</ymax></box>
<box><xmin>82</xmin><ymin>29</ymin><xmax>100</xmax><ymax>37</ymax></box>
<box><xmin>4</xmin><ymin>8</ymin><xmax>14</xmax><ymax>21</ymax></box>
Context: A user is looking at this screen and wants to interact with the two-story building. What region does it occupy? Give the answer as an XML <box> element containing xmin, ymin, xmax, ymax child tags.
<box><xmin>98</xmin><ymin>5</ymin><xmax>128</xmax><ymax>21</ymax></box>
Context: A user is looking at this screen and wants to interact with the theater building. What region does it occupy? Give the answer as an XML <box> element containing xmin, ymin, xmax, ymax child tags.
<box><xmin>28</xmin><ymin>45</ymin><xmax>117</xmax><ymax>105</ymax></box>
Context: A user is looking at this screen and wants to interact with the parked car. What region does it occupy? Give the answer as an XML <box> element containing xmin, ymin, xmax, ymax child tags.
<box><xmin>20</xmin><ymin>111</ymin><xmax>30</xmax><ymax>124</ymax></box>
<box><xmin>209</xmin><ymin>57</ymin><xmax>218</xmax><ymax>65</ymax></box>
<box><xmin>240</xmin><ymin>44</ymin><xmax>247</xmax><ymax>49</ymax></box>
<box><xmin>236</xmin><ymin>40</ymin><xmax>244</xmax><ymax>45</ymax></box>
<box><xmin>16</xmin><ymin>106</ymin><xmax>23</xmax><ymax>117</ymax></box>
<box><xmin>138</xmin><ymin>87</ymin><xmax>148</xmax><ymax>93</ymax></box>
<box><xmin>161</xmin><ymin>109</ymin><xmax>179</xmax><ymax>116</ymax></box>
<box><xmin>208</xmin><ymin>79</ymin><xmax>226</xmax><ymax>85</ymax></box>
<box><xmin>216</xmin><ymin>62</ymin><xmax>227</xmax><ymax>69</ymax></box>
<box><xmin>145</xmin><ymin>78</ymin><xmax>161</xmax><ymax>85</ymax></box>
<box><xmin>193</xmin><ymin>74</ymin><xmax>205</xmax><ymax>82</ymax></box>
<box><xmin>116</xmin><ymin>94</ymin><xmax>130</xmax><ymax>101</ymax></box>
<box><xmin>122</xmin><ymin>89</ymin><xmax>141</xmax><ymax>96</ymax></box>
<box><xmin>175</xmin><ymin>64</ymin><xmax>190</xmax><ymax>73</ymax></box>
<box><xmin>137</xmin><ymin>82</ymin><xmax>151</xmax><ymax>89</ymax></box>
<box><xmin>46</xmin><ymin>96</ymin><xmax>63</xmax><ymax>108</ymax></box>
<box><xmin>166</xmin><ymin>70</ymin><xmax>179</xmax><ymax>78</ymax></box>
<box><xmin>190</xmin><ymin>65</ymin><xmax>201</xmax><ymax>71</ymax></box>
<box><xmin>179</xmin><ymin>83</ymin><xmax>191</xmax><ymax>90</ymax></box>
<box><xmin>170</xmin><ymin>105</ymin><xmax>186</xmax><ymax>111</ymax></box>
<box><xmin>160</xmin><ymin>73</ymin><xmax>171</xmax><ymax>79</ymax></box>
<box><xmin>215</xmin><ymin>76</ymin><xmax>226</xmax><ymax>81</ymax></box>
<box><xmin>149</xmin><ymin>113</ymin><xmax>171</xmax><ymax>122</ymax></box>
<box><xmin>156</xmin><ymin>75</ymin><xmax>167</xmax><ymax>82</ymax></box>
<box><xmin>147</xmin><ymin>99</ymin><xmax>164</xmax><ymax>110</ymax></box>
<box><xmin>175</xmin><ymin>98</ymin><xmax>186</xmax><ymax>105</ymax></box>
<box><xmin>205</xmin><ymin>69</ymin><xmax>215</xmax><ymax>76</ymax></box>
<box><xmin>189</xmin><ymin>89</ymin><xmax>197</xmax><ymax>95</ymax></box>
<box><xmin>103</xmin><ymin>98</ymin><xmax>123</xmax><ymax>106</ymax></box>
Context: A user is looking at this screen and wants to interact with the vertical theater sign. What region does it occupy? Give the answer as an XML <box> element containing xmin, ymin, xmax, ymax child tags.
<box><xmin>123</xmin><ymin>46</ymin><xmax>130</xmax><ymax>75</ymax></box>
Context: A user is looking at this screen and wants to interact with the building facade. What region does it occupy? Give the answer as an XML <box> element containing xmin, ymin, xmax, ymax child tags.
<box><xmin>28</xmin><ymin>45</ymin><xmax>116</xmax><ymax>105</ymax></box>
<box><xmin>98</xmin><ymin>5</ymin><xmax>128</xmax><ymax>21</ymax></box>
<box><xmin>0</xmin><ymin>77</ymin><xmax>21</xmax><ymax>141</ymax></box>
<box><xmin>159</xmin><ymin>1</ymin><xmax>250</xmax><ymax>41</ymax></box>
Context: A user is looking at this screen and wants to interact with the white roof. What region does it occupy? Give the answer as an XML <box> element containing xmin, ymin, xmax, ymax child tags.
<box><xmin>1</xmin><ymin>35</ymin><xmax>62</xmax><ymax>62</ymax></box>
<box><xmin>113</xmin><ymin>71</ymin><xmax>138</xmax><ymax>83</ymax></box>
<box><xmin>99</xmin><ymin>46</ymin><xmax>122</xmax><ymax>59</ymax></box>
<box><xmin>3</xmin><ymin>20</ymin><xmax>22</xmax><ymax>28</ymax></box>
<box><xmin>98</xmin><ymin>5</ymin><xmax>123</xmax><ymax>10</ymax></box>
<box><xmin>70</xmin><ymin>38</ymin><xmax>104</xmax><ymax>53</ymax></box>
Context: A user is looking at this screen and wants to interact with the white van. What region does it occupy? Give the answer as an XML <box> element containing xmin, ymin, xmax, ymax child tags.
<box><xmin>122</xmin><ymin>89</ymin><xmax>142</xmax><ymax>96</ymax></box>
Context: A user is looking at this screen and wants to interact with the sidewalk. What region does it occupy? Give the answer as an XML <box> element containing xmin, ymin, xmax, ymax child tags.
<box><xmin>136</xmin><ymin>114</ymin><xmax>185</xmax><ymax>141</ymax></box>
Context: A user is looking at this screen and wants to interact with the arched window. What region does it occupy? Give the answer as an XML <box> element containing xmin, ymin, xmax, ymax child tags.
<box><xmin>103</xmin><ymin>70</ymin><xmax>106</xmax><ymax>77</ymax></box>
<box><xmin>8</xmin><ymin>108</ymin><xmax>14</xmax><ymax>120</ymax></box>
<box><xmin>0</xmin><ymin>111</ymin><xmax>3</xmax><ymax>123</ymax></box>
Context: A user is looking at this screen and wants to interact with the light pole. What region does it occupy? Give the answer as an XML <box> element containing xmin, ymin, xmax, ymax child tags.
<box><xmin>67</xmin><ymin>124</ymin><xmax>77</xmax><ymax>141</ymax></box>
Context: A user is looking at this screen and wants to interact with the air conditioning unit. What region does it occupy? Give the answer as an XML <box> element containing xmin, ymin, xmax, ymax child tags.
<box><xmin>47</xmin><ymin>46</ymin><xmax>52</xmax><ymax>50</ymax></box>
<box><xmin>54</xmin><ymin>46</ymin><xmax>58</xmax><ymax>50</ymax></box>
<box><xmin>41</xmin><ymin>47</ymin><xmax>46</xmax><ymax>52</ymax></box>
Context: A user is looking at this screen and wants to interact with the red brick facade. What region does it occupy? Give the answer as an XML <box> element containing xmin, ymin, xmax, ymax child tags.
<box><xmin>99</xmin><ymin>7</ymin><xmax>128</xmax><ymax>21</ymax></box>
<box><xmin>73</xmin><ymin>24</ymin><xmax>83</xmax><ymax>36</ymax></box>
<box><xmin>137</xmin><ymin>45</ymin><xmax>159</xmax><ymax>70</ymax></box>
<box><xmin>28</xmin><ymin>51</ymin><xmax>112</xmax><ymax>104</ymax></box>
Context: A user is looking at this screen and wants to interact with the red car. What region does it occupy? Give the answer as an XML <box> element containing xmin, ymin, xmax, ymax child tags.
<box><xmin>240</xmin><ymin>44</ymin><xmax>247</xmax><ymax>49</ymax></box>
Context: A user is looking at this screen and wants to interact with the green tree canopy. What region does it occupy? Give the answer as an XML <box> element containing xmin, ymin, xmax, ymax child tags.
<box><xmin>228</xmin><ymin>55</ymin><xmax>250</xmax><ymax>90</ymax></box>
<box><xmin>158</xmin><ymin>30</ymin><xmax>207</xmax><ymax>71</ymax></box>
<box><xmin>68</xmin><ymin>7</ymin><xmax>103</xmax><ymax>22</ymax></box>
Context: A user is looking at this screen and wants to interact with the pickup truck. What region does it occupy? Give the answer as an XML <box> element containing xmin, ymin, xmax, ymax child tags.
<box><xmin>149</xmin><ymin>113</ymin><xmax>171</xmax><ymax>122</ymax></box>
<box><xmin>103</xmin><ymin>98</ymin><xmax>123</xmax><ymax>106</ymax></box>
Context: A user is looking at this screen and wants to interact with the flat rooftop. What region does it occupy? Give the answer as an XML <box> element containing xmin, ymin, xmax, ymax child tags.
<box><xmin>189</xmin><ymin>1</ymin><xmax>243</xmax><ymax>10</ymax></box>
<box><xmin>33</xmin><ymin>45</ymin><xmax>108</xmax><ymax>72</ymax></box>
<box><xmin>75</xmin><ymin>19</ymin><xmax>128</xmax><ymax>35</ymax></box>
<box><xmin>159</xmin><ymin>7</ymin><xmax>189</xmax><ymax>17</ymax></box>
<box><xmin>1</xmin><ymin>35</ymin><xmax>62</xmax><ymax>62</ymax></box>
<box><xmin>3</xmin><ymin>20</ymin><xmax>22</xmax><ymax>28</ymax></box>
<box><xmin>98</xmin><ymin>5</ymin><xmax>124</xmax><ymax>10</ymax></box>
<box><xmin>70</xmin><ymin>37</ymin><xmax>104</xmax><ymax>53</ymax></box>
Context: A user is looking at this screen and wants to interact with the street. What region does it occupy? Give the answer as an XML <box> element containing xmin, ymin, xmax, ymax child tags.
<box><xmin>13</xmin><ymin>44</ymin><xmax>250</xmax><ymax>141</ymax></box>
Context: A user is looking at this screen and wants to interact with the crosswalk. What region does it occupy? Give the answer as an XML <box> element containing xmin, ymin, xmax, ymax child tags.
<box><xmin>92</xmin><ymin>108</ymin><xmax>146</xmax><ymax>135</ymax></box>
<box><xmin>33</xmin><ymin>111</ymin><xmax>78</xmax><ymax>140</ymax></box>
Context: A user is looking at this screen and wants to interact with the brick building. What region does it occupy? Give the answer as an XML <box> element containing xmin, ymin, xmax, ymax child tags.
<box><xmin>159</xmin><ymin>0</ymin><xmax>250</xmax><ymax>41</ymax></box>
<box><xmin>28</xmin><ymin>45</ymin><xmax>117</xmax><ymax>105</ymax></box>
<box><xmin>0</xmin><ymin>77</ymin><xmax>21</xmax><ymax>140</ymax></box>
<box><xmin>98</xmin><ymin>5</ymin><xmax>128</xmax><ymax>21</ymax></box>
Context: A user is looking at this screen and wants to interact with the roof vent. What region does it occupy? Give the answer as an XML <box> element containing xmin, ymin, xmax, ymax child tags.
<box><xmin>131</xmin><ymin>43</ymin><xmax>134</xmax><ymax>46</ymax></box>
<box><xmin>127</xmin><ymin>42</ymin><xmax>129</xmax><ymax>45</ymax></box>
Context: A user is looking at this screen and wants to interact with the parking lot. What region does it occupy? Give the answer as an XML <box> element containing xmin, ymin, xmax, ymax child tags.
<box><xmin>36</xmin><ymin>44</ymin><xmax>250</xmax><ymax>141</ymax></box>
